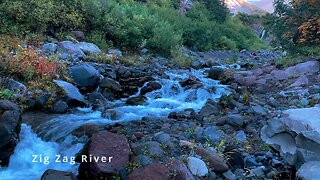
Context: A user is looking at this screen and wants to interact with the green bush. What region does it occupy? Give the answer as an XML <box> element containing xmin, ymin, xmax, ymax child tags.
<box><xmin>0</xmin><ymin>0</ymin><xmax>267</xmax><ymax>56</ymax></box>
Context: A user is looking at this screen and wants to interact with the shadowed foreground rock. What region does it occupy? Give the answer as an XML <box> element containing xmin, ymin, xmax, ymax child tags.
<box><xmin>40</xmin><ymin>169</ymin><xmax>76</xmax><ymax>180</ymax></box>
<box><xmin>77</xmin><ymin>131</ymin><xmax>130</xmax><ymax>179</ymax></box>
<box><xmin>0</xmin><ymin>100</ymin><xmax>21</xmax><ymax>166</ymax></box>
<box><xmin>261</xmin><ymin>107</ymin><xmax>320</xmax><ymax>168</ymax></box>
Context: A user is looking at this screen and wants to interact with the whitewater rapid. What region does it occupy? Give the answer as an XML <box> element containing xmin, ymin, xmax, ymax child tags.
<box><xmin>0</xmin><ymin>68</ymin><xmax>229</xmax><ymax>179</ymax></box>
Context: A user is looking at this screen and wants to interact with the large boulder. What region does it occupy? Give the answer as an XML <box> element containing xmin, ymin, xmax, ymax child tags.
<box><xmin>53</xmin><ymin>80</ymin><xmax>85</xmax><ymax>106</ymax></box>
<box><xmin>77</xmin><ymin>131</ymin><xmax>130</xmax><ymax>179</ymax></box>
<box><xmin>69</xmin><ymin>63</ymin><xmax>101</xmax><ymax>90</ymax></box>
<box><xmin>76</xmin><ymin>42</ymin><xmax>101</xmax><ymax>55</ymax></box>
<box><xmin>297</xmin><ymin>161</ymin><xmax>320</xmax><ymax>180</ymax></box>
<box><xmin>0</xmin><ymin>101</ymin><xmax>21</xmax><ymax>166</ymax></box>
<box><xmin>57</xmin><ymin>41</ymin><xmax>85</xmax><ymax>57</ymax></box>
<box><xmin>261</xmin><ymin>107</ymin><xmax>320</xmax><ymax>168</ymax></box>
<box><xmin>127</xmin><ymin>163</ymin><xmax>170</xmax><ymax>180</ymax></box>
<box><xmin>285</xmin><ymin>61</ymin><xmax>320</xmax><ymax>78</ymax></box>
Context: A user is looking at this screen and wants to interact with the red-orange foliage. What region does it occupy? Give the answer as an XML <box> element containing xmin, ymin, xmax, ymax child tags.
<box><xmin>275</xmin><ymin>0</ymin><xmax>320</xmax><ymax>47</ymax></box>
<box><xmin>1</xmin><ymin>45</ymin><xmax>61</xmax><ymax>81</ymax></box>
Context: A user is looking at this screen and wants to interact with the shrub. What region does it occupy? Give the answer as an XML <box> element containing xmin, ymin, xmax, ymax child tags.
<box><xmin>0</xmin><ymin>0</ymin><xmax>267</xmax><ymax>56</ymax></box>
<box><xmin>0</xmin><ymin>45</ymin><xmax>66</xmax><ymax>81</ymax></box>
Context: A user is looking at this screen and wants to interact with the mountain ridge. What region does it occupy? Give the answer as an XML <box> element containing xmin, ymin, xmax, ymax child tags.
<box><xmin>225</xmin><ymin>0</ymin><xmax>269</xmax><ymax>14</ymax></box>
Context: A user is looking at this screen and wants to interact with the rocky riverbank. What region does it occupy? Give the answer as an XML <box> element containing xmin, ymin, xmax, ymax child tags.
<box><xmin>0</xmin><ymin>37</ymin><xmax>319</xmax><ymax>180</ymax></box>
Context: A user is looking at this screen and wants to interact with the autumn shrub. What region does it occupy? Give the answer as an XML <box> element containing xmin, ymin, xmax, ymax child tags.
<box><xmin>272</xmin><ymin>0</ymin><xmax>320</xmax><ymax>56</ymax></box>
<box><xmin>0</xmin><ymin>45</ymin><xmax>66</xmax><ymax>81</ymax></box>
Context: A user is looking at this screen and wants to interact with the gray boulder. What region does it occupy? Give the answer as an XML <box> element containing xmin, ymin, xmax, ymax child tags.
<box><xmin>226</xmin><ymin>114</ymin><xmax>244</xmax><ymax>127</ymax></box>
<box><xmin>203</xmin><ymin>126</ymin><xmax>221</xmax><ymax>143</ymax></box>
<box><xmin>53</xmin><ymin>80</ymin><xmax>85</xmax><ymax>105</ymax></box>
<box><xmin>297</xmin><ymin>161</ymin><xmax>320</xmax><ymax>180</ymax></box>
<box><xmin>76</xmin><ymin>42</ymin><xmax>101</xmax><ymax>55</ymax></box>
<box><xmin>69</xmin><ymin>63</ymin><xmax>101</xmax><ymax>89</ymax></box>
<box><xmin>285</xmin><ymin>61</ymin><xmax>320</xmax><ymax>78</ymax></box>
<box><xmin>42</xmin><ymin>43</ymin><xmax>57</xmax><ymax>54</ymax></box>
<box><xmin>57</xmin><ymin>41</ymin><xmax>85</xmax><ymax>57</ymax></box>
<box><xmin>261</xmin><ymin>107</ymin><xmax>320</xmax><ymax>168</ymax></box>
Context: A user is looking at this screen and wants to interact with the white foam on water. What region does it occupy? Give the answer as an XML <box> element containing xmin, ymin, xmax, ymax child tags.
<box><xmin>0</xmin><ymin>124</ymin><xmax>83</xmax><ymax>180</ymax></box>
<box><xmin>0</xmin><ymin>68</ymin><xmax>229</xmax><ymax>179</ymax></box>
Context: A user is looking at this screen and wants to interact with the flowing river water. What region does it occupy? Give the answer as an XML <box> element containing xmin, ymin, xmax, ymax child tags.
<box><xmin>0</xmin><ymin>68</ymin><xmax>229</xmax><ymax>179</ymax></box>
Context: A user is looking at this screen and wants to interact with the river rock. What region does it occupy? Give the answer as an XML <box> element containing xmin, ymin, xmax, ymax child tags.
<box><xmin>87</xmin><ymin>92</ymin><xmax>110</xmax><ymax>108</ymax></box>
<box><xmin>251</xmin><ymin>104</ymin><xmax>267</xmax><ymax>116</ymax></box>
<box><xmin>126</xmin><ymin>96</ymin><xmax>147</xmax><ymax>106</ymax></box>
<box><xmin>226</xmin><ymin>113</ymin><xmax>244</xmax><ymax>127</ymax></box>
<box><xmin>261</xmin><ymin>107</ymin><xmax>320</xmax><ymax>168</ymax></box>
<box><xmin>53</xmin><ymin>80</ymin><xmax>85</xmax><ymax>105</ymax></box>
<box><xmin>134</xmin><ymin>155</ymin><xmax>153</xmax><ymax>166</ymax></box>
<box><xmin>140</xmin><ymin>81</ymin><xmax>162</xmax><ymax>95</ymax></box>
<box><xmin>285</xmin><ymin>61</ymin><xmax>320</xmax><ymax>78</ymax></box>
<box><xmin>198</xmin><ymin>103</ymin><xmax>219</xmax><ymax>117</ymax></box>
<box><xmin>167</xmin><ymin>158</ymin><xmax>195</xmax><ymax>180</ymax></box>
<box><xmin>0</xmin><ymin>78</ymin><xmax>26</xmax><ymax>94</ymax></box>
<box><xmin>235</xmin><ymin>130</ymin><xmax>247</xmax><ymax>143</ymax></box>
<box><xmin>297</xmin><ymin>161</ymin><xmax>320</xmax><ymax>180</ymax></box>
<box><xmin>269</xmin><ymin>70</ymin><xmax>288</xmax><ymax>81</ymax></box>
<box><xmin>203</xmin><ymin>126</ymin><xmax>221</xmax><ymax>143</ymax></box>
<box><xmin>69</xmin><ymin>63</ymin><xmax>101</xmax><ymax>90</ymax></box>
<box><xmin>195</xmin><ymin>145</ymin><xmax>229</xmax><ymax>173</ymax></box>
<box><xmin>76</xmin><ymin>42</ymin><xmax>101</xmax><ymax>55</ymax></box>
<box><xmin>135</xmin><ymin>141</ymin><xmax>164</xmax><ymax>158</ymax></box>
<box><xmin>0</xmin><ymin>101</ymin><xmax>21</xmax><ymax>166</ymax></box>
<box><xmin>180</xmin><ymin>76</ymin><xmax>203</xmax><ymax>89</ymax></box>
<box><xmin>57</xmin><ymin>41</ymin><xmax>85</xmax><ymax>57</ymax></box>
<box><xmin>223</xmin><ymin>170</ymin><xmax>237</xmax><ymax>180</ymax></box>
<box><xmin>0</xmin><ymin>100</ymin><xmax>20</xmax><ymax>112</ymax></box>
<box><xmin>52</xmin><ymin>100</ymin><xmax>68</xmax><ymax>113</ymax></box>
<box><xmin>40</xmin><ymin>169</ymin><xmax>76</xmax><ymax>180</ymax></box>
<box><xmin>206</xmin><ymin>67</ymin><xmax>224</xmax><ymax>80</ymax></box>
<box><xmin>127</xmin><ymin>163</ymin><xmax>170</xmax><ymax>180</ymax></box>
<box><xmin>42</xmin><ymin>43</ymin><xmax>57</xmax><ymax>54</ymax></box>
<box><xmin>99</xmin><ymin>78</ymin><xmax>123</xmax><ymax>99</ymax></box>
<box><xmin>187</xmin><ymin>157</ymin><xmax>208</xmax><ymax>177</ymax></box>
<box><xmin>77</xmin><ymin>131</ymin><xmax>130</xmax><ymax>178</ymax></box>
<box><xmin>288</xmin><ymin>75</ymin><xmax>309</xmax><ymax>88</ymax></box>
<box><xmin>154</xmin><ymin>131</ymin><xmax>174</xmax><ymax>149</ymax></box>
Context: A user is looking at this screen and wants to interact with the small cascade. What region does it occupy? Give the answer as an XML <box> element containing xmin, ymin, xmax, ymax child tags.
<box><xmin>0</xmin><ymin>68</ymin><xmax>229</xmax><ymax>179</ymax></box>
